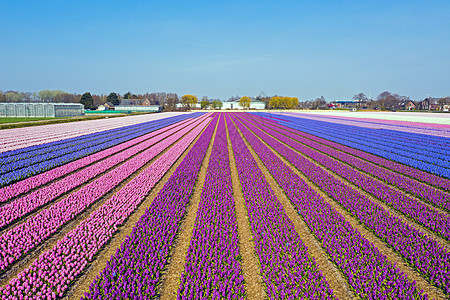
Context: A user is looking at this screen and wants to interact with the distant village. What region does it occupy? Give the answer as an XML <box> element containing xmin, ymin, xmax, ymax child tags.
<box><xmin>1</xmin><ymin>90</ymin><xmax>450</xmax><ymax>117</ymax></box>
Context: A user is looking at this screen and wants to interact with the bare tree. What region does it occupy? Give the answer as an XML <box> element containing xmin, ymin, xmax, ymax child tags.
<box><xmin>353</xmin><ymin>93</ymin><xmax>368</xmax><ymax>110</ymax></box>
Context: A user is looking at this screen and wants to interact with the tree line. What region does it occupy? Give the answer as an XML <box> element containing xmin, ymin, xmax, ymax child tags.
<box><xmin>2</xmin><ymin>89</ymin><xmax>449</xmax><ymax>111</ymax></box>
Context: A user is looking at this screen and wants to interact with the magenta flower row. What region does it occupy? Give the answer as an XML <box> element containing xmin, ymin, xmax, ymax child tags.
<box><xmin>226</xmin><ymin>114</ymin><xmax>336</xmax><ymax>299</ymax></box>
<box><xmin>82</xmin><ymin>115</ymin><xmax>218</xmax><ymax>299</ymax></box>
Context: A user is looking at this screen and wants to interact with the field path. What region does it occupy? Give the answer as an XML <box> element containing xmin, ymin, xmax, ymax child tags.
<box><xmin>225</xmin><ymin>116</ymin><xmax>267</xmax><ymax>299</ymax></box>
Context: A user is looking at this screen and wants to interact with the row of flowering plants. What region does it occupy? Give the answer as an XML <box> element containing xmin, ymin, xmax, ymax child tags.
<box><xmin>231</xmin><ymin>113</ymin><xmax>428</xmax><ymax>299</ymax></box>
<box><xmin>178</xmin><ymin>115</ymin><xmax>245</xmax><ymax>298</ymax></box>
<box><xmin>254</xmin><ymin>113</ymin><xmax>450</xmax><ymax>192</ymax></box>
<box><xmin>226</xmin><ymin>114</ymin><xmax>336</xmax><ymax>299</ymax></box>
<box><xmin>0</xmin><ymin>114</ymin><xmax>203</xmax><ymax>187</ymax></box>
<box><xmin>294</xmin><ymin>113</ymin><xmax>450</xmax><ymax>155</ymax></box>
<box><xmin>249</xmin><ymin>114</ymin><xmax>450</xmax><ymax>211</ymax></box>
<box><xmin>82</xmin><ymin>114</ymin><xmax>218</xmax><ymax>299</ymax></box>
<box><xmin>0</xmin><ymin>117</ymin><xmax>207</xmax><ymax>275</ymax></box>
<box><xmin>255</xmin><ymin>113</ymin><xmax>450</xmax><ymax>178</ymax></box>
<box><xmin>237</xmin><ymin>113</ymin><xmax>450</xmax><ymax>294</ymax></box>
<box><xmin>0</xmin><ymin>112</ymin><xmax>203</xmax><ymax>153</ymax></box>
<box><xmin>281</xmin><ymin>112</ymin><xmax>450</xmax><ymax>156</ymax></box>
<box><xmin>246</xmin><ymin>114</ymin><xmax>450</xmax><ymax>240</ymax></box>
<box><xmin>0</xmin><ymin>118</ymin><xmax>192</xmax><ymax>202</ymax></box>
<box><xmin>0</xmin><ymin>117</ymin><xmax>199</xmax><ymax>229</ymax></box>
<box><xmin>0</xmin><ymin>116</ymin><xmax>212</xmax><ymax>299</ymax></box>
<box><xmin>283</xmin><ymin>112</ymin><xmax>450</xmax><ymax>139</ymax></box>
<box><xmin>0</xmin><ymin>114</ymin><xmax>189</xmax><ymax>165</ymax></box>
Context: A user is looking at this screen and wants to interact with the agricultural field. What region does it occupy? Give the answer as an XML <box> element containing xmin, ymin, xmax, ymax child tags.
<box><xmin>0</xmin><ymin>111</ymin><xmax>449</xmax><ymax>299</ymax></box>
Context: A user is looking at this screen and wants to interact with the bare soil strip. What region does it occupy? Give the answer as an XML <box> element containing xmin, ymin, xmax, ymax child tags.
<box><xmin>158</xmin><ymin>117</ymin><xmax>219</xmax><ymax>299</ymax></box>
<box><xmin>224</xmin><ymin>117</ymin><xmax>267</xmax><ymax>299</ymax></box>
<box><xmin>68</xmin><ymin>117</ymin><xmax>214</xmax><ymax>300</ymax></box>
<box><xmin>229</xmin><ymin>116</ymin><xmax>353</xmax><ymax>300</ymax></box>
<box><xmin>0</xmin><ymin>119</ymin><xmax>208</xmax><ymax>289</ymax></box>
<box><xmin>236</xmin><ymin>116</ymin><xmax>446</xmax><ymax>300</ymax></box>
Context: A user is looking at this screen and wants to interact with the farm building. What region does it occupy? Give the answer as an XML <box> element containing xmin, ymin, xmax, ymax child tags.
<box><xmin>222</xmin><ymin>100</ymin><xmax>266</xmax><ymax>110</ymax></box>
<box><xmin>0</xmin><ymin>103</ymin><xmax>84</xmax><ymax>117</ymax></box>
<box><xmin>97</xmin><ymin>102</ymin><xmax>115</xmax><ymax>111</ymax></box>
<box><xmin>113</xmin><ymin>105</ymin><xmax>161</xmax><ymax>113</ymax></box>
<box><xmin>331</xmin><ymin>100</ymin><xmax>361</xmax><ymax>108</ymax></box>
<box><xmin>176</xmin><ymin>100</ymin><xmax>266</xmax><ymax>110</ymax></box>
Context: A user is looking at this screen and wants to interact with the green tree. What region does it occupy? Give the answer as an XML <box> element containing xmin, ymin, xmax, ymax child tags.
<box><xmin>212</xmin><ymin>100</ymin><xmax>222</xmax><ymax>110</ymax></box>
<box><xmin>80</xmin><ymin>92</ymin><xmax>96</xmax><ymax>110</ymax></box>
<box><xmin>181</xmin><ymin>94</ymin><xmax>198</xmax><ymax>109</ymax></box>
<box><xmin>123</xmin><ymin>92</ymin><xmax>132</xmax><ymax>99</ymax></box>
<box><xmin>4</xmin><ymin>91</ymin><xmax>22</xmax><ymax>102</ymax></box>
<box><xmin>239</xmin><ymin>96</ymin><xmax>251</xmax><ymax>109</ymax></box>
<box><xmin>269</xmin><ymin>96</ymin><xmax>281</xmax><ymax>109</ymax></box>
<box><xmin>200</xmin><ymin>100</ymin><xmax>210</xmax><ymax>109</ymax></box>
<box><xmin>107</xmin><ymin>92</ymin><xmax>120</xmax><ymax>105</ymax></box>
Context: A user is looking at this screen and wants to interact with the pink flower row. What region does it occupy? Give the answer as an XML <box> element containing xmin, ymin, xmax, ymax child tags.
<box><xmin>0</xmin><ymin>117</ymin><xmax>208</xmax><ymax>274</ymax></box>
<box><xmin>0</xmin><ymin>119</ymin><xmax>192</xmax><ymax>202</ymax></box>
<box><xmin>0</xmin><ymin>113</ymin><xmax>190</xmax><ymax>153</ymax></box>
<box><xmin>0</xmin><ymin>118</ymin><xmax>200</xmax><ymax>228</ymax></box>
<box><xmin>0</xmin><ymin>117</ymin><xmax>211</xmax><ymax>299</ymax></box>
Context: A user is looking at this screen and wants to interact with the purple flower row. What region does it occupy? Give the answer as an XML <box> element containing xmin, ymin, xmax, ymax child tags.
<box><xmin>0</xmin><ymin>117</ymin><xmax>200</xmax><ymax>229</ymax></box>
<box><xmin>237</xmin><ymin>113</ymin><xmax>450</xmax><ymax>294</ymax></box>
<box><xmin>250</xmin><ymin>115</ymin><xmax>450</xmax><ymax>206</ymax></box>
<box><xmin>0</xmin><ymin>118</ymin><xmax>207</xmax><ymax>275</ymax></box>
<box><xmin>231</xmin><ymin>113</ymin><xmax>427</xmax><ymax>299</ymax></box>
<box><xmin>178</xmin><ymin>115</ymin><xmax>245</xmax><ymax>299</ymax></box>
<box><xmin>284</xmin><ymin>112</ymin><xmax>450</xmax><ymax>140</ymax></box>
<box><xmin>283</xmin><ymin>112</ymin><xmax>450</xmax><ymax>152</ymax></box>
<box><xmin>260</xmin><ymin>114</ymin><xmax>450</xmax><ymax>193</ymax></box>
<box><xmin>246</xmin><ymin>115</ymin><xmax>450</xmax><ymax>240</ymax></box>
<box><xmin>0</xmin><ymin>116</ymin><xmax>212</xmax><ymax>300</ymax></box>
<box><xmin>226</xmin><ymin>114</ymin><xmax>336</xmax><ymax>299</ymax></box>
<box><xmin>82</xmin><ymin>114</ymin><xmax>218</xmax><ymax>299</ymax></box>
<box><xmin>255</xmin><ymin>113</ymin><xmax>450</xmax><ymax>178</ymax></box>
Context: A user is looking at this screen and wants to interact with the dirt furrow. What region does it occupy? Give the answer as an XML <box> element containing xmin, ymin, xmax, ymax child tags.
<box><xmin>158</xmin><ymin>117</ymin><xmax>219</xmax><ymax>299</ymax></box>
<box><xmin>224</xmin><ymin>116</ymin><xmax>267</xmax><ymax>299</ymax></box>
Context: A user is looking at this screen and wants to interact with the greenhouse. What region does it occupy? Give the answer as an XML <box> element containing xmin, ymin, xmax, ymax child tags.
<box><xmin>0</xmin><ymin>103</ymin><xmax>84</xmax><ymax>117</ymax></box>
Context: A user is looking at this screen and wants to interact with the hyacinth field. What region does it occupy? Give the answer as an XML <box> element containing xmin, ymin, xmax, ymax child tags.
<box><xmin>0</xmin><ymin>111</ymin><xmax>450</xmax><ymax>300</ymax></box>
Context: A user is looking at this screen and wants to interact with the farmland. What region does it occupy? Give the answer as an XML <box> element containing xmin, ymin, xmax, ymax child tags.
<box><xmin>0</xmin><ymin>111</ymin><xmax>449</xmax><ymax>299</ymax></box>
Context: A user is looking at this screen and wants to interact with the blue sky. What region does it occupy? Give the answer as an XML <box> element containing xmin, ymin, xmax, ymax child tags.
<box><xmin>1</xmin><ymin>0</ymin><xmax>449</xmax><ymax>101</ymax></box>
